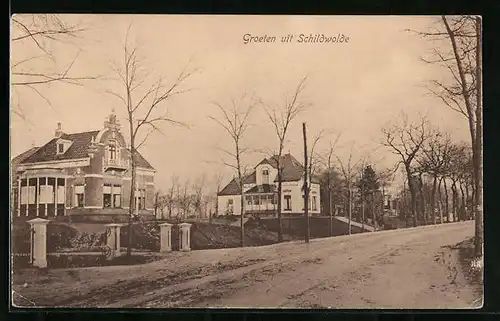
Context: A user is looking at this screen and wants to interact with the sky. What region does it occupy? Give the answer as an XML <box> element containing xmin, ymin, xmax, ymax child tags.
<box><xmin>10</xmin><ymin>15</ymin><xmax>471</xmax><ymax>194</ymax></box>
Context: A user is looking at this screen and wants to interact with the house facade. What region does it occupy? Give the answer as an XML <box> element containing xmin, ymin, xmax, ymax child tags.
<box><xmin>12</xmin><ymin>110</ymin><xmax>156</xmax><ymax>220</ymax></box>
<box><xmin>217</xmin><ymin>153</ymin><xmax>321</xmax><ymax>216</ymax></box>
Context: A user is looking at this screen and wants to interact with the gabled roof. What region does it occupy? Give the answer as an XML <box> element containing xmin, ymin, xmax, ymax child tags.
<box><xmin>19</xmin><ymin>130</ymin><xmax>154</xmax><ymax>169</ymax></box>
<box><xmin>219</xmin><ymin>153</ymin><xmax>320</xmax><ymax>196</ymax></box>
<box><xmin>218</xmin><ymin>172</ymin><xmax>256</xmax><ymax>196</ymax></box>
<box><xmin>245</xmin><ymin>184</ymin><xmax>276</xmax><ymax>194</ymax></box>
<box><xmin>12</xmin><ymin>147</ymin><xmax>40</xmax><ymax>169</ymax></box>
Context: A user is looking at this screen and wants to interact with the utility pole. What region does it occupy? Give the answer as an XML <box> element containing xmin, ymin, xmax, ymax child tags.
<box><xmin>303</xmin><ymin>122</ymin><xmax>310</xmax><ymax>243</ymax></box>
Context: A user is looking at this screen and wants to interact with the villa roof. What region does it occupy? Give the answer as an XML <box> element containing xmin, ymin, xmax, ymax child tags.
<box><xmin>19</xmin><ymin>130</ymin><xmax>154</xmax><ymax>169</ymax></box>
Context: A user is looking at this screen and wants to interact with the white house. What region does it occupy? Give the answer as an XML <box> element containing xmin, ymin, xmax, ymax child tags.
<box><xmin>217</xmin><ymin>153</ymin><xmax>321</xmax><ymax>216</ymax></box>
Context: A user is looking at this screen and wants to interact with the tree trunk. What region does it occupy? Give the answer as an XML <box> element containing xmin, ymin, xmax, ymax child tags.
<box><xmin>465</xmin><ymin>183</ymin><xmax>470</xmax><ymax>220</ymax></box>
<box><xmin>303</xmin><ymin>123</ymin><xmax>310</xmax><ymax>243</ymax></box>
<box><xmin>418</xmin><ymin>174</ymin><xmax>426</xmax><ymax>225</ymax></box>
<box><xmin>451</xmin><ymin>180</ymin><xmax>458</xmax><ymax>222</ymax></box>
<box><xmin>443</xmin><ymin>178</ymin><xmax>449</xmax><ymax>222</ymax></box>
<box><xmin>438</xmin><ymin>177</ymin><xmax>444</xmax><ymax>224</ymax></box>
<box><xmin>348</xmin><ymin>187</ymin><xmax>352</xmax><ymax>235</ymax></box>
<box><xmin>127</xmin><ymin>146</ymin><xmax>137</xmax><ymax>257</ymax></box>
<box><xmin>276</xmin><ymin>154</ymin><xmax>283</xmax><ymax>242</ymax></box>
<box><xmin>371</xmin><ymin>191</ymin><xmax>376</xmax><ymax>231</ymax></box>
<box><xmin>361</xmin><ymin>192</ymin><xmax>365</xmax><ymax>232</ymax></box>
<box><xmin>329</xmin><ymin>187</ymin><xmax>333</xmax><ymax>237</ymax></box>
<box><xmin>431</xmin><ymin>175</ymin><xmax>437</xmax><ymax>225</ymax></box>
<box><xmin>474</xmin><ymin>16</ymin><xmax>483</xmax><ymax>258</ymax></box>
<box><xmin>459</xmin><ymin>182</ymin><xmax>466</xmax><ymax>221</ymax></box>
<box><xmin>407</xmin><ymin>171</ymin><xmax>417</xmax><ymax>227</ymax></box>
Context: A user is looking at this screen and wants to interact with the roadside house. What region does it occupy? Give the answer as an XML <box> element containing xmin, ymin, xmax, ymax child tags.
<box><xmin>217</xmin><ymin>153</ymin><xmax>321</xmax><ymax>217</ymax></box>
<box><xmin>12</xmin><ymin>109</ymin><xmax>156</xmax><ymax>221</ymax></box>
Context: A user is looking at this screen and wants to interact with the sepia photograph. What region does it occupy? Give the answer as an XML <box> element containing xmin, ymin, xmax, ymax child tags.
<box><xmin>10</xmin><ymin>14</ymin><xmax>483</xmax><ymax>309</ymax></box>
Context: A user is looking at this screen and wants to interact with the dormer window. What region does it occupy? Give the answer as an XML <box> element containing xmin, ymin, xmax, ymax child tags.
<box><xmin>56</xmin><ymin>138</ymin><xmax>72</xmax><ymax>155</ymax></box>
<box><xmin>262</xmin><ymin>168</ymin><xmax>269</xmax><ymax>184</ymax></box>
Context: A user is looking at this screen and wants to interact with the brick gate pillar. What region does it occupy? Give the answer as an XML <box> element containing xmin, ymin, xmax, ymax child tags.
<box><xmin>27</xmin><ymin>218</ymin><xmax>50</xmax><ymax>268</ymax></box>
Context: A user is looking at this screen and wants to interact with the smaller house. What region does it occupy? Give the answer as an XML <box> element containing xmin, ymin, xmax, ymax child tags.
<box><xmin>217</xmin><ymin>153</ymin><xmax>321</xmax><ymax>217</ymax></box>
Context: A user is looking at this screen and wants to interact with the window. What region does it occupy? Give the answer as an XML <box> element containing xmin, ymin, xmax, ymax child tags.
<box><xmin>57</xmin><ymin>144</ymin><xmax>64</xmax><ymax>154</ymax></box>
<box><xmin>253</xmin><ymin>195</ymin><xmax>260</xmax><ymax>205</ymax></box>
<box><xmin>74</xmin><ymin>185</ymin><xmax>85</xmax><ymax>207</ymax></box>
<box><xmin>227</xmin><ymin>199</ymin><xmax>234</xmax><ymax>214</ymax></box>
<box><xmin>105</xmin><ymin>184</ymin><xmax>122</xmax><ymax>208</ymax></box>
<box><xmin>262</xmin><ymin>168</ymin><xmax>269</xmax><ymax>184</ymax></box>
<box><xmin>246</xmin><ymin>196</ymin><xmax>252</xmax><ymax>206</ymax></box>
<box><xmin>284</xmin><ymin>195</ymin><xmax>292</xmax><ymax>211</ymax></box>
<box><xmin>312</xmin><ymin>196</ymin><xmax>317</xmax><ymax>211</ymax></box>
<box><xmin>103</xmin><ymin>184</ymin><xmax>112</xmax><ymax>208</ymax></box>
<box><xmin>28</xmin><ymin>178</ymin><xmax>37</xmax><ymax>205</ymax></box>
<box><xmin>109</xmin><ymin>144</ymin><xmax>116</xmax><ymax>160</ymax></box>
<box><xmin>57</xmin><ymin>178</ymin><xmax>65</xmax><ymax>204</ymax></box>
<box><xmin>20</xmin><ymin>179</ymin><xmax>28</xmax><ymax>205</ymax></box>
<box><xmin>113</xmin><ymin>185</ymin><xmax>121</xmax><ymax>208</ymax></box>
<box><xmin>135</xmin><ymin>188</ymin><xmax>146</xmax><ymax>210</ymax></box>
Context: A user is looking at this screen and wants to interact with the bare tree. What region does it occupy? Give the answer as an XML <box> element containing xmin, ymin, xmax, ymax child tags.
<box><xmin>191</xmin><ymin>174</ymin><xmax>206</xmax><ymax>218</ymax></box>
<box><xmin>212</xmin><ymin>172</ymin><xmax>225</xmax><ymax>222</ymax></box>
<box><xmin>166</xmin><ymin>175</ymin><xmax>179</xmax><ymax>219</ymax></box>
<box><xmin>11</xmin><ymin>14</ymin><xmax>99</xmax><ymax>120</ymax></box>
<box><xmin>317</xmin><ymin>132</ymin><xmax>342</xmax><ymax>236</ymax></box>
<box><xmin>262</xmin><ymin>77</ymin><xmax>309</xmax><ymax>242</ymax></box>
<box><xmin>209</xmin><ymin>94</ymin><xmax>255</xmax><ymax>247</ymax></box>
<box><xmin>107</xmin><ymin>26</ymin><xmax>197</xmax><ymax>256</ymax></box>
<box><xmin>414</xmin><ymin>15</ymin><xmax>482</xmax><ymax>256</ymax></box>
<box><xmin>382</xmin><ymin>114</ymin><xmax>430</xmax><ymax>227</ymax></box>
<box><xmin>417</xmin><ymin>129</ymin><xmax>453</xmax><ymax>224</ymax></box>
<box><xmin>336</xmin><ymin>145</ymin><xmax>362</xmax><ymax>235</ymax></box>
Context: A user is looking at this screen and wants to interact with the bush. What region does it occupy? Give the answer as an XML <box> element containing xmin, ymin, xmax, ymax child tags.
<box><xmin>120</xmin><ymin>222</ymin><xmax>160</xmax><ymax>252</ymax></box>
<box><xmin>46</xmin><ymin>223</ymin><xmax>79</xmax><ymax>252</ymax></box>
<box><xmin>12</xmin><ymin>223</ymin><xmax>31</xmax><ymax>254</ymax></box>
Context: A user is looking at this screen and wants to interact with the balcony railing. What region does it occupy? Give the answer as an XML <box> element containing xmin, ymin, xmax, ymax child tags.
<box><xmin>103</xmin><ymin>158</ymin><xmax>128</xmax><ymax>172</ymax></box>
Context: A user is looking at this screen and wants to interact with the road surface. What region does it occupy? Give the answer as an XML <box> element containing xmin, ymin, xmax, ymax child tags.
<box><xmin>13</xmin><ymin>221</ymin><xmax>481</xmax><ymax>309</ymax></box>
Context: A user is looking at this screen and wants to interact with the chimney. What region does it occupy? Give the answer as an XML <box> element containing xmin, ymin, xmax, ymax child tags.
<box><xmin>55</xmin><ymin>122</ymin><xmax>63</xmax><ymax>138</ymax></box>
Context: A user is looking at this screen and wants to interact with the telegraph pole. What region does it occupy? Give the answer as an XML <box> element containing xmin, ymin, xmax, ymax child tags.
<box><xmin>303</xmin><ymin>123</ymin><xmax>310</xmax><ymax>243</ymax></box>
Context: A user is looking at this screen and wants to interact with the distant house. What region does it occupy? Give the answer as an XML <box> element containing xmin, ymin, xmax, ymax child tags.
<box><xmin>217</xmin><ymin>153</ymin><xmax>321</xmax><ymax>216</ymax></box>
<box><xmin>12</xmin><ymin>109</ymin><xmax>156</xmax><ymax>220</ymax></box>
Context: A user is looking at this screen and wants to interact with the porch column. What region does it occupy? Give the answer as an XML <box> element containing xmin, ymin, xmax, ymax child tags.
<box><xmin>54</xmin><ymin>177</ymin><xmax>58</xmax><ymax>216</ymax></box>
<box><xmin>17</xmin><ymin>178</ymin><xmax>21</xmax><ymax>217</ymax></box>
<box><xmin>64</xmin><ymin>177</ymin><xmax>67</xmax><ymax>216</ymax></box>
<box><xmin>45</xmin><ymin>176</ymin><xmax>48</xmax><ymax>215</ymax></box>
<box><xmin>36</xmin><ymin>177</ymin><xmax>40</xmax><ymax>217</ymax></box>
<box><xmin>159</xmin><ymin>223</ymin><xmax>173</xmax><ymax>252</ymax></box>
<box><xmin>27</xmin><ymin>218</ymin><xmax>50</xmax><ymax>268</ymax></box>
<box><xmin>25</xmin><ymin>178</ymin><xmax>29</xmax><ymax>216</ymax></box>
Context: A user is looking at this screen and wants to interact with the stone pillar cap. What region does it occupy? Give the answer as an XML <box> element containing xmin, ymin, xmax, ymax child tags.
<box><xmin>104</xmin><ymin>223</ymin><xmax>122</xmax><ymax>227</ymax></box>
<box><xmin>27</xmin><ymin>218</ymin><xmax>51</xmax><ymax>224</ymax></box>
<box><xmin>178</xmin><ymin>223</ymin><xmax>192</xmax><ymax>228</ymax></box>
<box><xmin>159</xmin><ymin>222</ymin><xmax>173</xmax><ymax>227</ymax></box>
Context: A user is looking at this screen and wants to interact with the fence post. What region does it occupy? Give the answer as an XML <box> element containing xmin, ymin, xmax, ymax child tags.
<box><xmin>105</xmin><ymin>223</ymin><xmax>122</xmax><ymax>258</ymax></box>
<box><xmin>178</xmin><ymin>223</ymin><xmax>192</xmax><ymax>252</ymax></box>
<box><xmin>27</xmin><ymin>218</ymin><xmax>50</xmax><ymax>268</ymax></box>
<box><xmin>159</xmin><ymin>223</ymin><xmax>173</xmax><ymax>253</ymax></box>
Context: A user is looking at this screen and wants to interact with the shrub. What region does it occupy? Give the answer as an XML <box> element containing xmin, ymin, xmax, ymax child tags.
<box><xmin>46</xmin><ymin>223</ymin><xmax>79</xmax><ymax>252</ymax></box>
<box><xmin>120</xmin><ymin>222</ymin><xmax>160</xmax><ymax>252</ymax></box>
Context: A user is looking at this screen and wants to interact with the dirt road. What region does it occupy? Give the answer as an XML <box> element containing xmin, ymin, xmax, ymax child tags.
<box><xmin>13</xmin><ymin>221</ymin><xmax>482</xmax><ymax>309</ymax></box>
